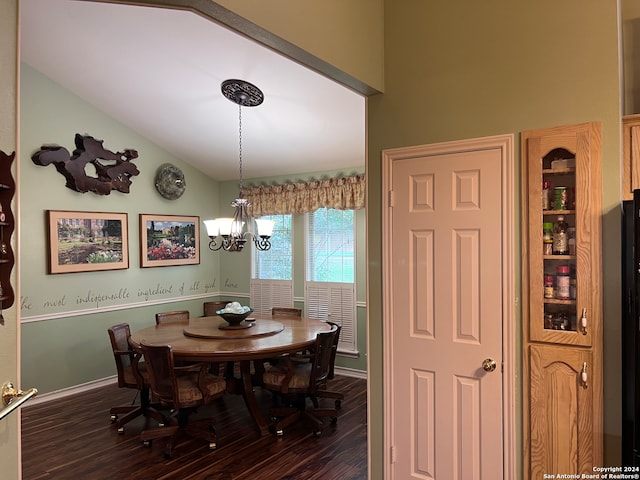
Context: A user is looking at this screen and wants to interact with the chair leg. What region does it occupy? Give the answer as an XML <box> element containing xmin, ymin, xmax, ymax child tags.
<box><xmin>110</xmin><ymin>388</ymin><xmax>167</xmax><ymax>434</ymax></box>
<box><xmin>140</xmin><ymin>423</ymin><xmax>180</xmax><ymax>459</ymax></box>
<box><xmin>269</xmin><ymin>408</ymin><xmax>302</xmax><ymax>436</ymax></box>
<box><xmin>110</xmin><ymin>405</ymin><xmax>143</xmax><ymax>433</ymax></box>
<box><xmin>278</xmin><ymin>393</ymin><xmax>340</xmax><ymax>437</ymax></box>
<box><xmin>304</xmin><ymin>406</ymin><xmax>339</xmax><ymax>437</ymax></box>
<box><xmin>268</xmin><ymin>394</ymin><xmax>307</xmax><ymax>436</ymax></box>
<box><xmin>140</xmin><ymin>386</ymin><xmax>168</xmax><ymax>425</ymax></box>
<box><xmin>141</xmin><ymin>409</ymin><xmax>218</xmax><ymax>458</ymax></box>
<box><xmin>314</xmin><ymin>389</ymin><xmax>344</xmax><ymax>409</ymax></box>
<box><xmin>184</xmin><ymin>421</ymin><xmax>218</xmax><ymax>450</ymax></box>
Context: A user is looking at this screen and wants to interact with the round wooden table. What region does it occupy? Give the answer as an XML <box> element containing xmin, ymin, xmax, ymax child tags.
<box><xmin>129</xmin><ymin>314</ymin><xmax>330</xmax><ymax>436</ymax></box>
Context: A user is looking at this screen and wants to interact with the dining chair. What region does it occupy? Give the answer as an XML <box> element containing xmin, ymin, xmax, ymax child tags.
<box><xmin>313</xmin><ymin>321</ymin><xmax>345</xmax><ymax>409</ymax></box>
<box><xmin>203</xmin><ymin>300</ymin><xmax>233</xmax><ymax>316</ymax></box>
<box><xmin>139</xmin><ymin>342</ymin><xmax>227</xmax><ymax>458</ymax></box>
<box><xmin>254</xmin><ymin>307</ymin><xmax>304</xmax><ymax>377</ymax></box>
<box><xmin>107</xmin><ymin>323</ymin><xmax>166</xmax><ymax>434</ymax></box>
<box><xmin>262</xmin><ymin>323</ymin><xmax>340</xmax><ymax>437</ymax></box>
<box><xmin>155</xmin><ymin>309</ymin><xmax>190</xmax><ymax>325</ymax></box>
<box><xmin>271</xmin><ymin>307</ymin><xmax>302</xmax><ymax>317</ymax></box>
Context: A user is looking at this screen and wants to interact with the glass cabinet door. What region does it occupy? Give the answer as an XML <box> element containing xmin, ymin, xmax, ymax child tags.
<box><xmin>525</xmin><ymin>130</ymin><xmax>596</xmax><ymax>347</ymax></box>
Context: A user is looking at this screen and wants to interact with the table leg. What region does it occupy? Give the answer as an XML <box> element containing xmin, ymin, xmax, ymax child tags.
<box><xmin>239</xmin><ymin>360</ymin><xmax>270</xmax><ymax>436</ymax></box>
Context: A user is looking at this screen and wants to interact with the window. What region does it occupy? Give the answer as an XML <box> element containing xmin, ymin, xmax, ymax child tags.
<box><xmin>252</xmin><ymin>214</ymin><xmax>292</xmax><ymax>280</ymax></box>
<box><xmin>251</xmin><ymin>209</ymin><xmax>358</xmax><ymax>354</ymax></box>
<box><xmin>251</xmin><ymin>214</ymin><xmax>293</xmax><ymax>314</ymax></box>
<box><xmin>305</xmin><ymin>208</ymin><xmax>357</xmax><ymax>354</ymax></box>
<box><xmin>306</xmin><ymin>208</ymin><xmax>354</xmax><ymax>283</ymax></box>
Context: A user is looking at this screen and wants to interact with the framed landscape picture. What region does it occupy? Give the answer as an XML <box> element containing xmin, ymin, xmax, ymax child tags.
<box><xmin>48</xmin><ymin>210</ymin><xmax>129</xmax><ymax>274</ymax></box>
<box><xmin>140</xmin><ymin>214</ymin><xmax>200</xmax><ymax>267</ymax></box>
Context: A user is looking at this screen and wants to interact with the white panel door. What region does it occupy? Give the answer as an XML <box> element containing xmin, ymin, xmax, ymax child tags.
<box><xmin>386</xmin><ymin>139</ymin><xmax>506</xmax><ymax>479</ymax></box>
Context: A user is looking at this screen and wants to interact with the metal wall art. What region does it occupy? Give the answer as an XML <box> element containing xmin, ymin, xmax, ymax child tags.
<box><xmin>0</xmin><ymin>149</ymin><xmax>15</xmax><ymax>316</ymax></box>
<box><xmin>32</xmin><ymin>133</ymin><xmax>140</xmax><ymax>195</ymax></box>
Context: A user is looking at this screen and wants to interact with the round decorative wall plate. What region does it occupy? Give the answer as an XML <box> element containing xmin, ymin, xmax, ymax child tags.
<box><xmin>154</xmin><ymin>163</ymin><xmax>185</xmax><ymax>200</ymax></box>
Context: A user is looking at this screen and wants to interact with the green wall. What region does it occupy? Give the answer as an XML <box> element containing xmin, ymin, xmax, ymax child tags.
<box><xmin>20</xmin><ymin>64</ymin><xmax>367</xmax><ymax>394</ymax></box>
<box><xmin>18</xmin><ymin>1</ymin><xmax>627</xmax><ymax>477</ymax></box>
<box><xmin>19</xmin><ymin>64</ymin><xmax>225</xmax><ymax>393</ymax></box>
<box><xmin>213</xmin><ymin>0</ymin><xmax>384</xmax><ymax>93</ymax></box>
<box><xmin>367</xmin><ymin>0</ymin><xmax>622</xmax><ymax>475</ymax></box>
<box><xmin>1</xmin><ymin>1</ymin><xmax>19</xmax><ymax>477</ymax></box>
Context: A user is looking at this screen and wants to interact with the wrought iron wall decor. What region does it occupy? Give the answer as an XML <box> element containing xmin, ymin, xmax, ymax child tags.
<box><xmin>31</xmin><ymin>133</ymin><xmax>140</xmax><ymax>195</ymax></box>
<box><xmin>0</xmin><ymin>149</ymin><xmax>16</xmax><ymax>321</ymax></box>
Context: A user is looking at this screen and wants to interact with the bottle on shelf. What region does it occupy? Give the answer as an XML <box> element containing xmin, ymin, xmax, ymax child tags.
<box><xmin>542</xmin><ymin>181</ymin><xmax>551</xmax><ymax>210</ymax></box>
<box><xmin>544</xmin><ymin>275</ymin><xmax>555</xmax><ymax>299</ymax></box>
<box><xmin>556</xmin><ymin>265</ymin><xmax>571</xmax><ymax>299</ymax></box>
<box><xmin>552</xmin><ymin>215</ymin><xmax>569</xmax><ymax>255</ymax></box>
<box><xmin>567</xmin><ymin>227</ymin><xmax>576</xmax><ymax>256</ymax></box>
<box><xmin>570</xmin><ymin>264</ymin><xmax>577</xmax><ymax>300</ymax></box>
<box><xmin>543</xmin><ymin>222</ymin><xmax>554</xmax><ymax>255</ymax></box>
<box><xmin>553</xmin><ymin>186</ymin><xmax>568</xmax><ymax>210</ymax></box>
<box><xmin>544</xmin><ymin>312</ymin><xmax>554</xmax><ymax>329</ymax></box>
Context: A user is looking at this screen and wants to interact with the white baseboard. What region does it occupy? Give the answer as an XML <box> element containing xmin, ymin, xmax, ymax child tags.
<box><xmin>26</xmin><ymin>368</ymin><xmax>366</xmax><ymax>407</ymax></box>
<box><xmin>27</xmin><ymin>376</ymin><xmax>117</xmax><ymax>406</ymax></box>
<box><xmin>334</xmin><ymin>366</ymin><xmax>367</xmax><ymax>380</ymax></box>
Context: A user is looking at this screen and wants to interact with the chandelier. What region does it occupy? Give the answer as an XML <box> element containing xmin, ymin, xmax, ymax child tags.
<box><xmin>203</xmin><ymin>79</ymin><xmax>274</xmax><ymax>252</ymax></box>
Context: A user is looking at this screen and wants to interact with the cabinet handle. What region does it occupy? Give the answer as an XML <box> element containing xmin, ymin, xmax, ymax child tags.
<box><xmin>581</xmin><ymin>362</ymin><xmax>588</xmax><ymax>389</ymax></box>
<box><xmin>579</xmin><ymin>308</ymin><xmax>588</xmax><ymax>335</ymax></box>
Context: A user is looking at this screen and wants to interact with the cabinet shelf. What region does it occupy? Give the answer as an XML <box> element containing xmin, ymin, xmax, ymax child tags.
<box><xmin>522</xmin><ymin>122</ymin><xmax>603</xmax><ymax>478</ymax></box>
<box><xmin>542</xmin><ymin>167</ymin><xmax>576</xmax><ymax>175</ymax></box>
<box><xmin>543</xmin><ymin>209</ymin><xmax>575</xmax><ymax>216</ymax></box>
<box><xmin>544</xmin><ymin>298</ymin><xmax>576</xmax><ymax>306</ymax></box>
<box><xmin>543</xmin><ymin>254</ymin><xmax>575</xmax><ymax>261</ymax></box>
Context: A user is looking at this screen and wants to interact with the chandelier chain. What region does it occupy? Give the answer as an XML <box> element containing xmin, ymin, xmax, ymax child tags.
<box><xmin>238</xmin><ymin>104</ymin><xmax>244</xmax><ymax>195</ymax></box>
<box><xmin>205</xmin><ymin>79</ymin><xmax>272</xmax><ymax>252</ymax></box>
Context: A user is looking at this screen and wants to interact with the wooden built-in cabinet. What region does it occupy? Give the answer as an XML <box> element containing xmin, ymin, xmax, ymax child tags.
<box><xmin>521</xmin><ymin>122</ymin><xmax>603</xmax><ymax>479</ymax></box>
<box><xmin>623</xmin><ymin>114</ymin><xmax>640</xmax><ymax>201</ymax></box>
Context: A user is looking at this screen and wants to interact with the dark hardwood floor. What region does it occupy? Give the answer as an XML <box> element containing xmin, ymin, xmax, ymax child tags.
<box><xmin>21</xmin><ymin>375</ymin><xmax>367</xmax><ymax>480</ymax></box>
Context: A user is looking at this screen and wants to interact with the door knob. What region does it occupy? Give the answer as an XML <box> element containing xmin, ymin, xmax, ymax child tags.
<box><xmin>0</xmin><ymin>382</ymin><xmax>38</xmax><ymax>421</ymax></box>
<box><xmin>482</xmin><ymin>358</ymin><xmax>497</xmax><ymax>372</ymax></box>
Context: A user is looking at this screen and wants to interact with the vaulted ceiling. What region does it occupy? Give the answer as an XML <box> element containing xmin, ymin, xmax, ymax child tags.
<box><xmin>20</xmin><ymin>0</ymin><xmax>366</xmax><ymax>181</ymax></box>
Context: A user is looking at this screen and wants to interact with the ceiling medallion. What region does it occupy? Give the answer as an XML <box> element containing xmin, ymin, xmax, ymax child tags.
<box><xmin>221</xmin><ymin>79</ymin><xmax>264</xmax><ymax>107</ymax></box>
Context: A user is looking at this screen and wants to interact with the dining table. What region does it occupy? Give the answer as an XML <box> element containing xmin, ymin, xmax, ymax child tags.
<box><xmin>129</xmin><ymin>313</ymin><xmax>331</xmax><ymax>436</ymax></box>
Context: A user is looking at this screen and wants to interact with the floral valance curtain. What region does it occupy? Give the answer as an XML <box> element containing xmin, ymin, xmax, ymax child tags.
<box><xmin>244</xmin><ymin>174</ymin><xmax>365</xmax><ymax>217</ymax></box>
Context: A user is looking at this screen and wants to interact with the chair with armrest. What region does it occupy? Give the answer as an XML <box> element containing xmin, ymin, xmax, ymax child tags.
<box><xmin>271</xmin><ymin>307</ymin><xmax>302</xmax><ymax>317</ymax></box>
<box><xmin>313</xmin><ymin>321</ymin><xmax>345</xmax><ymax>409</ymax></box>
<box><xmin>254</xmin><ymin>307</ymin><xmax>303</xmax><ymax>378</ymax></box>
<box><xmin>155</xmin><ymin>310</ymin><xmax>190</xmax><ymax>325</ymax></box>
<box><xmin>107</xmin><ymin>323</ymin><xmax>166</xmax><ymax>434</ymax></box>
<box><xmin>139</xmin><ymin>342</ymin><xmax>227</xmax><ymax>458</ymax></box>
<box><xmin>262</xmin><ymin>323</ymin><xmax>340</xmax><ymax>437</ymax></box>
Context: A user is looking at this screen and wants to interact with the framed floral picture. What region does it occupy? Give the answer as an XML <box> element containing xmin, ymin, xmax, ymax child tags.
<box><xmin>140</xmin><ymin>214</ymin><xmax>200</xmax><ymax>267</ymax></box>
<box><xmin>48</xmin><ymin>210</ymin><xmax>129</xmax><ymax>274</ymax></box>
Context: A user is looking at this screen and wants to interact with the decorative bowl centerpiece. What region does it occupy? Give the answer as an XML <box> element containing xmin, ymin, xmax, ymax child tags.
<box><xmin>216</xmin><ymin>302</ymin><xmax>253</xmax><ymax>326</ymax></box>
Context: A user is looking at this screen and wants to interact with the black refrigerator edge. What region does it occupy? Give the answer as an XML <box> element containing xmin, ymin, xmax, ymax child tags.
<box><xmin>622</xmin><ymin>189</ymin><xmax>640</xmax><ymax>466</ymax></box>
